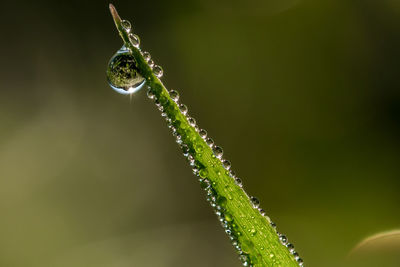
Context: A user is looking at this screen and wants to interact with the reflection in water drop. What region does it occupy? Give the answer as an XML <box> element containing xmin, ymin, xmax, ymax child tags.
<box><xmin>106</xmin><ymin>46</ymin><xmax>146</xmax><ymax>95</ymax></box>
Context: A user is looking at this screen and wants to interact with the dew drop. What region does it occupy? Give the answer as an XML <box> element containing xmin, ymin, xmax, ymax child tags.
<box><xmin>128</xmin><ymin>33</ymin><xmax>140</xmax><ymax>48</ymax></box>
<box><xmin>213</xmin><ymin>146</ymin><xmax>223</xmax><ymax>159</ymax></box>
<box><xmin>142</xmin><ymin>51</ymin><xmax>151</xmax><ymax>61</ymax></box>
<box><xmin>199</xmin><ymin>169</ymin><xmax>208</xmax><ymax>178</ymax></box>
<box><xmin>153</xmin><ymin>65</ymin><xmax>164</xmax><ymax>78</ymax></box>
<box><xmin>235</xmin><ymin>177</ymin><xmax>243</xmax><ymax>187</ymax></box>
<box><xmin>179</xmin><ymin>104</ymin><xmax>188</xmax><ymax>115</ymax></box>
<box><xmin>169</xmin><ymin>90</ymin><xmax>179</xmax><ymax>102</ymax></box>
<box><xmin>107</xmin><ymin>46</ymin><xmax>146</xmax><ymax>95</ymax></box>
<box><xmin>279</xmin><ymin>234</ymin><xmax>288</xmax><ymax>245</ymax></box>
<box><xmin>250</xmin><ymin>196</ymin><xmax>260</xmax><ymax>208</ymax></box>
<box><xmin>258</xmin><ymin>208</ymin><xmax>266</xmax><ymax>216</ymax></box>
<box><xmin>199</xmin><ymin>129</ymin><xmax>207</xmax><ymax>139</ymax></box>
<box><xmin>222</xmin><ymin>160</ymin><xmax>231</xmax><ymax>170</ymax></box>
<box><xmin>286</xmin><ymin>243</ymin><xmax>295</xmax><ymax>253</ymax></box>
<box><xmin>206</xmin><ymin>138</ymin><xmax>214</xmax><ymax>147</ymax></box>
<box><xmin>188</xmin><ymin>117</ymin><xmax>196</xmax><ymax>127</ymax></box>
<box><xmin>250</xmin><ymin>228</ymin><xmax>257</xmax><ymax>236</ymax></box>
<box><xmin>148</xmin><ymin>59</ymin><xmax>155</xmax><ymax>68</ymax></box>
<box><xmin>121</xmin><ymin>20</ymin><xmax>132</xmax><ymax>32</ymax></box>
<box><xmin>147</xmin><ymin>88</ymin><xmax>155</xmax><ymax>99</ymax></box>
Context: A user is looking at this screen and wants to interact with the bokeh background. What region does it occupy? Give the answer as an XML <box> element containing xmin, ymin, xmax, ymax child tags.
<box><xmin>1</xmin><ymin>0</ymin><xmax>399</xmax><ymax>266</ymax></box>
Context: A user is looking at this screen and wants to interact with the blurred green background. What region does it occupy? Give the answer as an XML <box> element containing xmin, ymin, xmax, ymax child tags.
<box><xmin>1</xmin><ymin>0</ymin><xmax>399</xmax><ymax>266</ymax></box>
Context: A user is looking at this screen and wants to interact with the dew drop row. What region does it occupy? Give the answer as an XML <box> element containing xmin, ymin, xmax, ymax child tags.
<box><xmin>111</xmin><ymin>18</ymin><xmax>304</xmax><ymax>267</ymax></box>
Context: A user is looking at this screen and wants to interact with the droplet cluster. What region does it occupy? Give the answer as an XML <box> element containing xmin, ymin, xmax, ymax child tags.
<box><xmin>113</xmin><ymin>18</ymin><xmax>304</xmax><ymax>267</ymax></box>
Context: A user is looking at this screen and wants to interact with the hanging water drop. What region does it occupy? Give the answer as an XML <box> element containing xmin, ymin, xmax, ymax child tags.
<box><xmin>107</xmin><ymin>46</ymin><xmax>146</xmax><ymax>95</ymax></box>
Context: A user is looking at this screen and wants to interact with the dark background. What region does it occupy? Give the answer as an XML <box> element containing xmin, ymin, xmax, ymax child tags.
<box><xmin>0</xmin><ymin>0</ymin><xmax>399</xmax><ymax>266</ymax></box>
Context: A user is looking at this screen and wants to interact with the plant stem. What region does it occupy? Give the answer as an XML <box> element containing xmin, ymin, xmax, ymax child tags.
<box><xmin>108</xmin><ymin>4</ymin><xmax>302</xmax><ymax>266</ymax></box>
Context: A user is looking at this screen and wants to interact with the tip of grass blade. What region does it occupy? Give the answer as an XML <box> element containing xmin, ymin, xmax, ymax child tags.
<box><xmin>109</xmin><ymin>3</ymin><xmax>121</xmax><ymax>25</ymax></box>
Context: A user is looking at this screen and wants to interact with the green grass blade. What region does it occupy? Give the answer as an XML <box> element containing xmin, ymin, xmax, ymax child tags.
<box><xmin>108</xmin><ymin>4</ymin><xmax>303</xmax><ymax>266</ymax></box>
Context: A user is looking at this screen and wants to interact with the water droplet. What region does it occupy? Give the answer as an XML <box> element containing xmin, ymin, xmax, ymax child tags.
<box><xmin>188</xmin><ymin>117</ymin><xmax>196</xmax><ymax>127</ymax></box>
<box><xmin>258</xmin><ymin>208</ymin><xmax>266</xmax><ymax>216</ymax></box>
<box><xmin>179</xmin><ymin>104</ymin><xmax>188</xmax><ymax>115</ymax></box>
<box><xmin>128</xmin><ymin>33</ymin><xmax>140</xmax><ymax>48</ymax></box>
<box><xmin>199</xmin><ymin>129</ymin><xmax>207</xmax><ymax>139</ymax></box>
<box><xmin>206</xmin><ymin>138</ymin><xmax>214</xmax><ymax>147</ymax></box>
<box><xmin>153</xmin><ymin>65</ymin><xmax>163</xmax><ymax>78</ymax></box>
<box><xmin>147</xmin><ymin>59</ymin><xmax>155</xmax><ymax>68</ymax></box>
<box><xmin>250</xmin><ymin>228</ymin><xmax>257</xmax><ymax>236</ymax></box>
<box><xmin>169</xmin><ymin>90</ymin><xmax>179</xmax><ymax>102</ymax></box>
<box><xmin>225</xmin><ymin>213</ymin><xmax>233</xmax><ymax>222</ymax></box>
<box><xmin>147</xmin><ymin>88</ymin><xmax>155</xmax><ymax>99</ymax></box>
<box><xmin>286</xmin><ymin>243</ymin><xmax>295</xmax><ymax>253</ymax></box>
<box><xmin>250</xmin><ymin>196</ymin><xmax>260</xmax><ymax>208</ymax></box>
<box><xmin>213</xmin><ymin>146</ymin><xmax>223</xmax><ymax>159</ymax></box>
<box><xmin>222</xmin><ymin>160</ymin><xmax>231</xmax><ymax>170</ymax></box>
<box><xmin>235</xmin><ymin>177</ymin><xmax>243</xmax><ymax>187</ymax></box>
<box><xmin>279</xmin><ymin>234</ymin><xmax>288</xmax><ymax>245</ymax></box>
<box><xmin>121</xmin><ymin>20</ymin><xmax>132</xmax><ymax>32</ymax></box>
<box><xmin>142</xmin><ymin>51</ymin><xmax>151</xmax><ymax>61</ymax></box>
<box><xmin>297</xmin><ymin>258</ymin><xmax>304</xmax><ymax>266</ymax></box>
<box><xmin>270</xmin><ymin>221</ymin><xmax>277</xmax><ymax>229</ymax></box>
<box><xmin>107</xmin><ymin>46</ymin><xmax>145</xmax><ymax>95</ymax></box>
<box><xmin>199</xmin><ymin>169</ymin><xmax>208</xmax><ymax>178</ymax></box>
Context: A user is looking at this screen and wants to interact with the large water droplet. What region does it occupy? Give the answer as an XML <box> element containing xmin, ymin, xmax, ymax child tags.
<box><xmin>107</xmin><ymin>46</ymin><xmax>145</xmax><ymax>95</ymax></box>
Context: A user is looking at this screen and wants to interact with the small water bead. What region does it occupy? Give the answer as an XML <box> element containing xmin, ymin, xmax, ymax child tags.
<box><xmin>188</xmin><ymin>117</ymin><xmax>196</xmax><ymax>127</ymax></box>
<box><xmin>297</xmin><ymin>258</ymin><xmax>304</xmax><ymax>266</ymax></box>
<box><xmin>121</xmin><ymin>20</ymin><xmax>132</xmax><ymax>32</ymax></box>
<box><xmin>250</xmin><ymin>228</ymin><xmax>257</xmax><ymax>236</ymax></box>
<box><xmin>153</xmin><ymin>65</ymin><xmax>164</xmax><ymax>78</ymax></box>
<box><xmin>107</xmin><ymin>46</ymin><xmax>146</xmax><ymax>95</ymax></box>
<box><xmin>206</xmin><ymin>138</ymin><xmax>214</xmax><ymax>147</ymax></box>
<box><xmin>198</xmin><ymin>129</ymin><xmax>207</xmax><ymax>139</ymax></box>
<box><xmin>279</xmin><ymin>234</ymin><xmax>288</xmax><ymax>245</ymax></box>
<box><xmin>235</xmin><ymin>177</ymin><xmax>243</xmax><ymax>187</ymax></box>
<box><xmin>169</xmin><ymin>90</ymin><xmax>179</xmax><ymax>102</ymax></box>
<box><xmin>148</xmin><ymin>59</ymin><xmax>155</xmax><ymax>68</ymax></box>
<box><xmin>128</xmin><ymin>33</ymin><xmax>140</xmax><ymax>48</ymax></box>
<box><xmin>258</xmin><ymin>208</ymin><xmax>266</xmax><ymax>216</ymax></box>
<box><xmin>147</xmin><ymin>89</ymin><xmax>155</xmax><ymax>99</ymax></box>
<box><xmin>270</xmin><ymin>222</ymin><xmax>277</xmax><ymax>229</ymax></box>
<box><xmin>179</xmin><ymin>104</ymin><xmax>188</xmax><ymax>115</ymax></box>
<box><xmin>213</xmin><ymin>146</ymin><xmax>223</xmax><ymax>159</ymax></box>
<box><xmin>142</xmin><ymin>51</ymin><xmax>151</xmax><ymax>61</ymax></box>
<box><xmin>222</xmin><ymin>160</ymin><xmax>231</xmax><ymax>170</ymax></box>
<box><xmin>199</xmin><ymin>169</ymin><xmax>208</xmax><ymax>178</ymax></box>
<box><xmin>286</xmin><ymin>243</ymin><xmax>295</xmax><ymax>253</ymax></box>
<box><xmin>250</xmin><ymin>196</ymin><xmax>260</xmax><ymax>208</ymax></box>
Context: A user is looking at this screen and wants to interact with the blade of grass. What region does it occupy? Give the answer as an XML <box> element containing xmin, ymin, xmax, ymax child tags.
<box><xmin>108</xmin><ymin>4</ymin><xmax>303</xmax><ymax>266</ymax></box>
